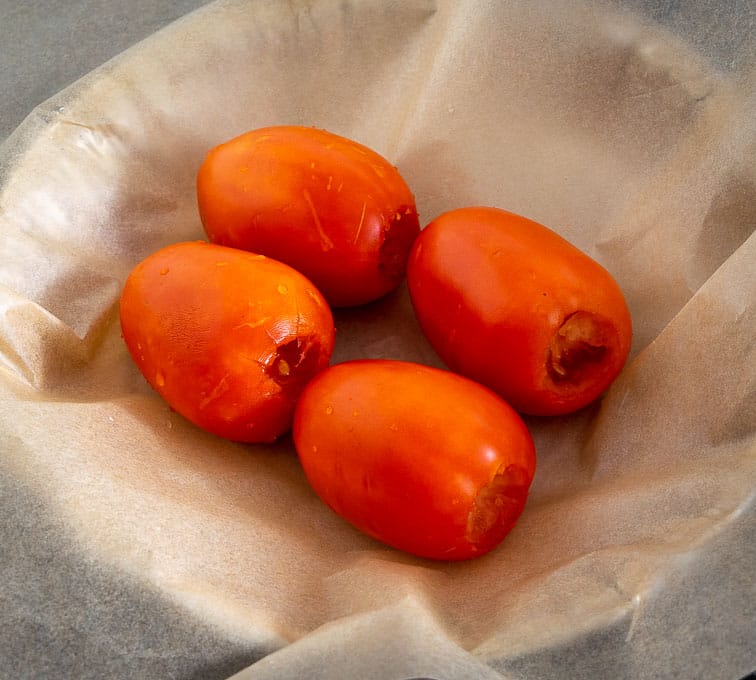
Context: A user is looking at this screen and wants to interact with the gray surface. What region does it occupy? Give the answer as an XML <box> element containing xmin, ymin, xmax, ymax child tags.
<box><xmin>0</xmin><ymin>0</ymin><xmax>211</xmax><ymax>142</ymax></box>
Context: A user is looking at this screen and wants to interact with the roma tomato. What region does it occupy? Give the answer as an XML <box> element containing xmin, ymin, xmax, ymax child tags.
<box><xmin>407</xmin><ymin>207</ymin><xmax>632</xmax><ymax>416</ymax></box>
<box><xmin>197</xmin><ymin>125</ymin><xmax>420</xmax><ymax>307</ymax></box>
<box><xmin>120</xmin><ymin>241</ymin><xmax>334</xmax><ymax>443</ymax></box>
<box><xmin>293</xmin><ymin>360</ymin><xmax>536</xmax><ymax>561</ymax></box>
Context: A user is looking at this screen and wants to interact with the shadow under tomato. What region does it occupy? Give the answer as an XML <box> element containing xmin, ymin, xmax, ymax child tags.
<box><xmin>330</xmin><ymin>282</ymin><xmax>444</xmax><ymax>369</ymax></box>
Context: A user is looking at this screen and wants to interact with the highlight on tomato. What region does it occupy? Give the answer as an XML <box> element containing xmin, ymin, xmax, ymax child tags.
<box><xmin>197</xmin><ymin>125</ymin><xmax>420</xmax><ymax>307</ymax></box>
<box><xmin>407</xmin><ymin>206</ymin><xmax>632</xmax><ymax>416</ymax></box>
<box><xmin>119</xmin><ymin>241</ymin><xmax>335</xmax><ymax>443</ymax></box>
<box><xmin>293</xmin><ymin>359</ymin><xmax>537</xmax><ymax>561</ymax></box>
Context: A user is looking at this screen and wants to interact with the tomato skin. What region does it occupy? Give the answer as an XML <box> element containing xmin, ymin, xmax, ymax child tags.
<box><xmin>119</xmin><ymin>241</ymin><xmax>334</xmax><ymax>443</ymax></box>
<box><xmin>293</xmin><ymin>360</ymin><xmax>536</xmax><ymax>561</ymax></box>
<box><xmin>407</xmin><ymin>207</ymin><xmax>632</xmax><ymax>416</ymax></box>
<box><xmin>197</xmin><ymin>125</ymin><xmax>420</xmax><ymax>307</ymax></box>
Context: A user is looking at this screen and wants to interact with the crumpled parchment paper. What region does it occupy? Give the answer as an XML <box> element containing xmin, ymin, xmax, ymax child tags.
<box><xmin>1</xmin><ymin>1</ymin><xmax>754</xmax><ymax>678</ymax></box>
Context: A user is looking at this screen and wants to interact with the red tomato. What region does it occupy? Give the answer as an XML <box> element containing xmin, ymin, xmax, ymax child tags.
<box><xmin>120</xmin><ymin>241</ymin><xmax>334</xmax><ymax>443</ymax></box>
<box><xmin>197</xmin><ymin>125</ymin><xmax>420</xmax><ymax>307</ymax></box>
<box><xmin>293</xmin><ymin>360</ymin><xmax>536</xmax><ymax>561</ymax></box>
<box><xmin>407</xmin><ymin>207</ymin><xmax>632</xmax><ymax>416</ymax></box>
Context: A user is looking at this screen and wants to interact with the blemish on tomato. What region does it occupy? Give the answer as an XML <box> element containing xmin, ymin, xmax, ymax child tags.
<box><xmin>234</xmin><ymin>316</ymin><xmax>272</xmax><ymax>331</ymax></box>
<box><xmin>199</xmin><ymin>374</ymin><xmax>231</xmax><ymax>410</ymax></box>
<box><xmin>353</xmin><ymin>202</ymin><xmax>367</xmax><ymax>245</ymax></box>
<box><xmin>305</xmin><ymin>288</ymin><xmax>321</xmax><ymax>305</ymax></box>
<box><xmin>302</xmin><ymin>188</ymin><xmax>334</xmax><ymax>251</ymax></box>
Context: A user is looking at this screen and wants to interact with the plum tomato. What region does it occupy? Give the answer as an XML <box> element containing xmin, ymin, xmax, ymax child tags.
<box><xmin>197</xmin><ymin>125</ymin><xmax>420</xmax><ymax>307</ymax></box>
<box><xmin>293</xmin><ymin>360</ymin><xmax>536</xmax><ymax>561</ymax></box>
<box><xmin>119</xmin><ymin>241</ymin><xmax>334</xmax><ymax>443</ymax></box>
<box><xmin>407</xmin><ymin>207</ymin><xmax>632</xmax><ymax>416</ymax></box>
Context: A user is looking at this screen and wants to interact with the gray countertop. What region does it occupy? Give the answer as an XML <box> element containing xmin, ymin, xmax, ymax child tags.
<box><xmin>1</xmin><ymin>0</ymin><xmax>210</xmax><ymax>143</ymax></box>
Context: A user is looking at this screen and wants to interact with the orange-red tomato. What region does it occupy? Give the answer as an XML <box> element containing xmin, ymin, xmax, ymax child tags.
<box><xmin>120</xmin><ymin>241</ymin><xmax>334</xmax><ymax>443</ymax></box>
<box><xmin>407</xmin><ymin>207</ymin><xmax>632</xmax><ymax>416</ymax></box>
<box><xmin>197</xmin><ymin>125</ymin><xmax>420</xmax><ymax>307</ymax></box>
<box><xmin>293</xmin><ymin>360</ymin><xmax>536</xmax><ymax>561</ymax></box>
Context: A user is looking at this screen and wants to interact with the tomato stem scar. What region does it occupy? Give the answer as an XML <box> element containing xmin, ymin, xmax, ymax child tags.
<box><xmin>378</xmin><ymin>204</ymin><xmax>417</xmax><ymax>283</ymax></box>
<box><xmin>466</xmin><ymin>464</ymin><xmax>530</xmax><ymax>546</ymax></box>
<box><xmin>266</xmin><ymin>335</ymin><xmax>323</xmax><ymax>391</ymax></box>
<box><xmin>547</xmin><ymin>311</ymin><xmax>609</xmax><ymax>383</ymax></box>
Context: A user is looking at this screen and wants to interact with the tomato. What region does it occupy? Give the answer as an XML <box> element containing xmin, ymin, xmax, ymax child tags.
<box><xmin>407</xmin><ymin>207</ymin><xmax>632</xmax><ymax>416</ymax></box>
<box><xmin>293</xmin><ymin>360</ymin><xmax>536</xmax><ymax>561</ymax></box>
<box><xmin>197</xmin><ymin>125</ymin><xmax>420</xmax><ymax>307</ymax></box>
<box><xmin>119</xmin><ymin>241</ymin><xmax>334</xmax><ymax>443</ymax></box>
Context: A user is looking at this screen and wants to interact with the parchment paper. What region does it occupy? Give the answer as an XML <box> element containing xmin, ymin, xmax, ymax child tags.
<box><xmin>1</xmin><ymin>0</ymin><xmax>754</xmax><ymax>678</ymax></box>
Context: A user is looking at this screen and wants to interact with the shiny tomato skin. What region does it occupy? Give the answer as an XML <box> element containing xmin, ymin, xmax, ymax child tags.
<box><xmin>120</xmin><ymin>241</ymin><xmax>334</xmax><ymax>443</ymax></box>
<box><xmin>407</xmin><ymin>207</ymin><xmax>632</xmax><ymax>416</ymax></box>
<box><xmin>197</xmin><ymin>125</ymin><xmax>420</xmax><ymax>307</ymax></box>
<box><xmin>293</xmin><ymin>360</ymin><xmax>536</xmax><ymax>561</ymax></box>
